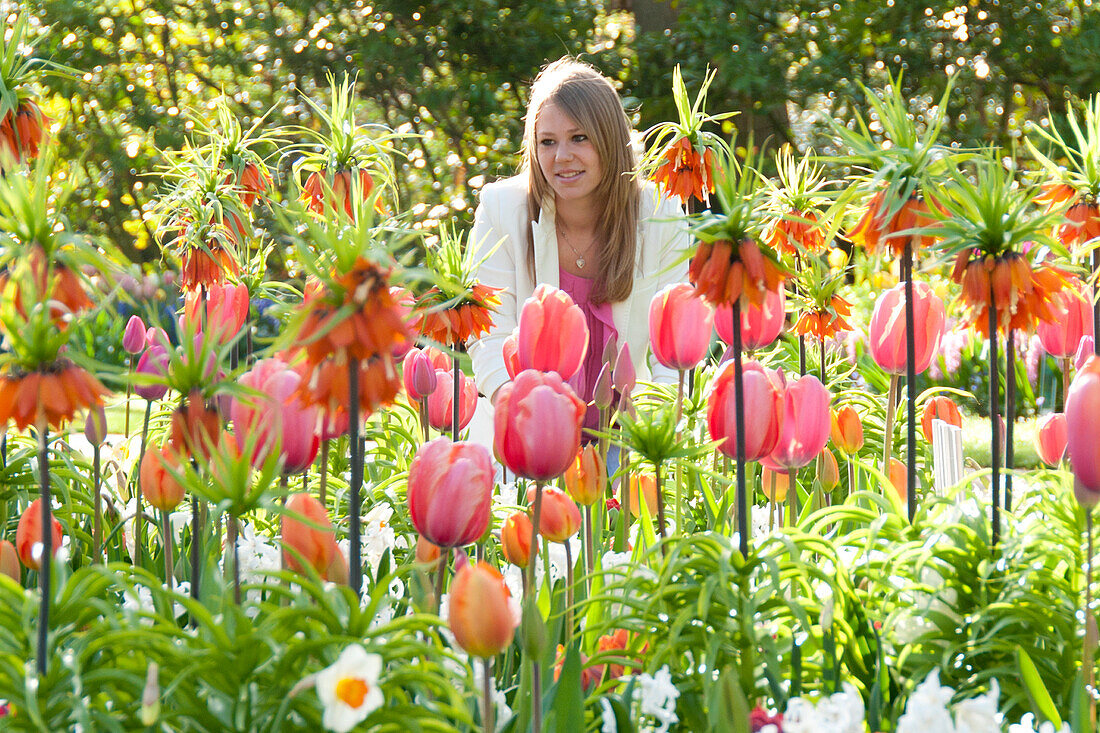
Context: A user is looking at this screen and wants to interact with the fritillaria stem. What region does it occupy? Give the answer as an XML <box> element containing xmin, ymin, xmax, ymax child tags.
<box><xmin>36</xmin><ymin>416</ymin><xmax>50</xmax><ymax>677</ymax></box>
<box><xmin>903</xmin><ymin>242</ymin><xmax>917</xmax><ymax>522</ymax></box>
<box><xmin>481</xmin><ymin>657</ymin><xmax>494</xmax><ymax>733</ymax></box>
<box><xmin>1093</xmin><ymin>249</ymin><xmax>1099</xmax><ymax>356</ymax></box>
<box><xmin>1087</xmin><ymin>510</ymin><xmax>1097</xmax><ymax>727</ymax></box>
<box><xmin>190</xmin><ymin>495</ymin><xmax>201</xmax><ymax>603</ymax></box>
<box><xmin>228</xmin><ymin>515</ymin><xmax>241</xmax><ymax>605</ymax></box>
<box><xmin>349</xmin><ymin>358</ymin><xmax>363</xmax><ymax>597</ymax></box>
<box><xmin>732</xmin><ymin>300</ymin><xmax>748</xmax><ymax>558</ymax></box>
<box><xmin>1005</xmin><ymin>329</ymin><xmax>1016</xmax><ymax>513</ymax></box>
<box><xmin>819</xmin><ymin>336</ymin><xmax>826</xmax><ymax>387</ymax></box>
<box><xmin>989</xmin><ymin>286</ymin><xmax>1001</xmax><ymax>547</ymax></box>
<box><xmin>882</xmin><ymin>375</ymin><xmax>899</xmax><ymax>476</ymax></box>
<box><xmin>93</xmin><ymin>444</ymin><xmax>102</xmax><ymax>563</ymax></box>
<box><xmin>452</xmin><ymin>352</ymin><xmax>460</xmax><ymax>443</ymax></box>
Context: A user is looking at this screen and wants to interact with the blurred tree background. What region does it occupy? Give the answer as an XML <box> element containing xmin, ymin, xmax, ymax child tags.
<box><xmin>21</xmin><ymin>0</ymin><xmax>1100</xmax><ymax>265</ymax></box>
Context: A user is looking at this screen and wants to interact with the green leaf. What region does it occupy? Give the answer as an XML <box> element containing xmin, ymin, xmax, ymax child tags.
<box><xmin>550</xmin><ymin>645</ymin><xmax>584</xmax><ymax>733</ymax></box>
<box><xmin>1017</xmin><ymin>646</ymin><xmax>1063</xmax><ymax>728</ymax></box>
<box><xmin>706</xmin><ymin>667</ymin><xmax>750</xmax><ymax>733</ymax></box>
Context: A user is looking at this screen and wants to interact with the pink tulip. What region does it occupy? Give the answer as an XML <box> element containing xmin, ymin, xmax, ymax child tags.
<box><xmin>494</xmin><ymin>369</ymin><xmax>585</xmax><ymax>481</ymax></box>
<box><xmin>123</xmin><ymin>315</ymin><xmax>147</xmax><ymax>354</ymax></box>
<box><xmin>516</xmin><ymin>285</ymin><xmax>589</xmax><ymax>380</ymax></box>
<box><xmin>407</xmin><ymin>437</ymin><xmax>493</xmax><ymax>548</ymax></box>
<box><xmin>707</xmin><ymin>359</ymin><xmax>782</xmax><ymax>461</ymax></box>
<box><xmin>502</xmin><ymin>328</ymin><xmax>521</xmax><ymax>380</ymax></box>
<box><xmin>1035</xmin><ymin>413</ymin><xmax>1068</xmax><ymax>467</ymax></box>
<box><xmin>649</xmin><ymin>283</ymin><xmax>714</xmax><ymax>370</ymax></box>
<box><xmin>183</xmin><ymin>282</ymin><xmax>249</xmax><ymax>342</ymax></box>
<box><xmin>764</xmin><ymin>373</ymin><xmax>832</xmax><ymax>470</ymax></box>
<box><xmin>715</xmin><ymin>286</ymin><xmax>786</xmax><ymax>351</ymax></box>
<box><xmin>1067</xmin><ymin>356</ymin><xmax>1100</xmax><ymax>501</ymax></box>
<box><xmin>1075</xmin><ymin>336</ymin><xmax>1095</xmax><ymax>372</ymax></box>
<box><xmin>134</xmin><ymin>344</ymin><xmax>169</xmax><ymax>401</ymax></box>
<box><xmin>426</xmin><ymin>369</ymin><xmax>477</xmax><ymax>432</ymax></box>
<box><xmin>402</xmin><ymin>348</ymin><xmax>438</xmax><ymax>401</ymax></box>
<box><xmin>868</xmin><ymin>281</ymin><xmax>946</xmax><ymax>375</ymax></box>
<box><xmin>231</xmin><ymin>358</ymin><xmax>320</xmax><ymax>474</ymax></box>
<box><xmin>1038</xmin><ymin>282</ymin><xmax>1094</xmax><ymax>359</ymax></box>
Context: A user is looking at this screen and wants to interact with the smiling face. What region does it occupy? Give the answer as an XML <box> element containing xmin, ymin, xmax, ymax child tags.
<box><xmin>534</xmin><ymin>102</ymin><xmax>604</xmax><ymax>208</ymax></box>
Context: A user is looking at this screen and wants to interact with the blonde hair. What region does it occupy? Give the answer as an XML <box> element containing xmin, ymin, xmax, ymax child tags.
<box><xmin>522</xmin><ymin>57</ymin><xmax>640</xmax><ymax>304</ymax></box>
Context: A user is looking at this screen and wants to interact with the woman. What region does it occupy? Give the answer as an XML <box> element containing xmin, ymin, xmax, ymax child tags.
<box><xmin>467</xmin><ymin>57</ymin><xmax>689</xmax><ymax>437</ymax></box>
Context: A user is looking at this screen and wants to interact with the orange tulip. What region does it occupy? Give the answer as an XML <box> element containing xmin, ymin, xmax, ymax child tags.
<box><xmin>140</xmin><ymin>445</ymin><xmax>186</xmax><ymax>512</ymax></box>
<box><xmin>526</xmin><ymin>486</ymin><xmax>581</xmax><ymax>543</ymax></box>
<box><xmin>831</xmin><ymin>406</ymin><xmax>865</xmax><ymax>454</ymax></box>
<box><xmin>0</xmin><ymin>539</ymin><xmax>19</xmax><ymax>581</ymax></box>
<box><xmin>596</xmin><ymin>629</ymin><xmax>634</xmax><ymax>680</ymax></box>
<box><xmin>920</xmin><ymin>396</ymin><xmax>963</xmax><ymax>443</ymax></box>
<box><xmin>448</xmin><ymin>561</ymin><xmax>517</xmax><ymax>658</ymax></box>
<box><xmin>282</xmin><ymin>493</ymin><xmax>341</xmax><ymax>580</ymax></box>
<box><xmin>564</xmin><ymin>445</ymin><xmax>605</xmax><ymax>507</ymax></box>
<box><xmin>415</xmin><ymin>535</ymin><xmax>442</xmax><ymax>564</ymax></box>
<box><xmin>500</xmin><ymin>512</ymin><xmax>535</xmax><ymax>569</ymax></box>
<box><xmin>818</xmin><ymin>449</ymin><xmax>840</xmax><ymax>493</ymax></box>
<box><xmin>760</xmin><ymin>466</ymin><xmax>789</xmax><ymax>502</ymax></box>
<box><xmin>887</xmin><ymin>458</ymin><xmax>907</xmax><ymax>501</ymax></box>
<box><xmin>626</xmin><ymin>474</ymin><xmax>659</xmax><ymax>519</ymax></box>
<box><xmin>16</xmin><ymin>499</ymin><xmax>63</xmax><ymax>571</ymax></box>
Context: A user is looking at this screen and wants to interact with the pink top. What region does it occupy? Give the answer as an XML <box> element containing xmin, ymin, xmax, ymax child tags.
<box><xmin>559</xmin><ymin>269</ymin><xmax>618</xmax><ymax>438</ymax></box>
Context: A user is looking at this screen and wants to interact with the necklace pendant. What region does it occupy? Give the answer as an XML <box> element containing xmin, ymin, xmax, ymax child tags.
<box><xmin>576</xmin><ymin>256</ymin><xmax>586</xmax><ymax>269</ymax></box>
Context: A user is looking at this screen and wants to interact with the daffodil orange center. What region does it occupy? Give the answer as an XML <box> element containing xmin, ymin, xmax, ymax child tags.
<box><xmin>336</xmin><ymin>677</ymin><xmax>369</xmax><ymax>708</ymax></box>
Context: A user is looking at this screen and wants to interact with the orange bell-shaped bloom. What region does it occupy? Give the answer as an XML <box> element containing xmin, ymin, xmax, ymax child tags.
<box><xmin>0</xmin><ymin>362</ymin><xmax>109</xmax><ymax>431</ymax></box>
<box><xmin>848</xmin><ymin>191</ymin><xmax>937</xmax><ymax>257</ymax></box>
<box><xmin>793</xmin><ymin>296</ymin><xmax>853</xmax><ymax>340</ymax></box>
<box><xmin>1057</xmin><ymin>201</ymin><xmax>1100</xmax><ymax>250</ymax></box>
<box><xmin>413</xmin><ymin>283</ymin><xmax>502</xmax><ymax>346</ymax></box>
<box><xmin>652</xmin><ymin>136</ymin><xmax>715</xmax><ymax>205</ymax></box>
<box><xmin>766</xmin><ymin>209</ymin><xmax>825</xmax><ymax>256</ymax></box>
<box><xmin>689</xmin><ymin>238</ymin><xmax>787</xmax><ymax>309</ymax></box>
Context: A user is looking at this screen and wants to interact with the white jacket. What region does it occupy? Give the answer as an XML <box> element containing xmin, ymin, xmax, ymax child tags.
<box><xmin>466</xmin><ymin>174</ymin><xmax>691</xmax><ymax>406</ymax></box>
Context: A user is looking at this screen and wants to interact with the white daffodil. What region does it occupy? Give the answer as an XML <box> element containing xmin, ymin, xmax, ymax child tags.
<box><xmin>316</xmin><ymin>645</ymin><xmax>384</xmax><ymax>732</ymax></box>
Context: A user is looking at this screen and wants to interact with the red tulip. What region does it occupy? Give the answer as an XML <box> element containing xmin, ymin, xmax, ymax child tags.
<box><xmin>526</xmin><ymin>486</ymin><xmax>582</xmax><ymax>542</ymax></box>
<box><xmin>183</xmin><ymin>282</ymin><xmax>249</xmax><ymax>342</ymax></box>
<box><xmin>231</xmin><ymin>358</ymin><xmax>320</xmax><ymax>474</ymax></box>
<box><xmin>868</xmin><ymin>281</ymin><xmax>946</xmax><ymax>375</ymax></box>
<box><xmin>830</xmin><ymin>406</ymin><xmax>864</xmax><ymax>454</ymax></box>
<box><xmin>0</xmin><ymin>540</ymin><xmax>18</xmax><ymax>581</ymax></box>
<box><xmin>282</xmin><ymin>493</ymin><xmax>341</xmax><ymax>580</ymax></box>
<box><xmin>920</xmin><ymin>396</ymin><xmax>963</xmax><ymax>443</ymax></box>
<box><xmin>16</xmin><ymin>499</ymin><xmax>63</xmax><ymax>571</ymax></box>
<box><xmin>502</xmin><ymin>328</ymin><xmax>521</xmax><ymax>380</ymax></box>
<box><xmin>715</xmin><ymin>286</ymin><xmax>785</xmax><ymax>350</ymax></box>
<box><xmin>402</xmin><ymin>348</ymin><xmax>438</xmax><ymax>401</ymax></box>
<box><xmin>123</xmin><ymin>315</ymin><xmax>148</xmax><ymax>354</ymax></box>
<box><xmin>516</xmin><ymin>285</ymin><xmax>589</xmax><ymax>380</ymax></box>
<box><xmin>563</xmin><ymin>444</ymin><xmax>605</xmax><ymax>506</ymax></box>
<box><xmin>500</xmin><ymin>511</ymin><xmax>535</xmax><ymax>568</ymax></box>
<box><xmin>649</xmin><ymin>283</ymin><xmax>715</xmax><ymax>370</ymax></box>
<box><xmin>1035</xmin><ymin>413</ymin><xmax>1068</xmax><ymax>467</ymax></box>
<box><xmin>448</xmin><ymin>561</ymin><xmax>518</xmax><ymax>658</ymax></box>
<box><xmin>494</xmin><ymin>369</ymin><xmax>585</xmax><ymax>481</ymax></box>
<box><xmin>407</xmin><ymin>437</ymin><xmax>493</xmax><ymax>548</ymax></box>
<box><xmin>426</xmin><ymin>369</ymin><xmax>478</xmax><ymax>432</ymax></box>
<box><xmin>140</xmin><ymin>445</ymin><xmax>186</xmax><ymax>512</ymax></box>
<box><xmin>1038</xmin><ymin>281</ymin><xmax>1094</xmax><ymax>359</ymax></box>
<box><xmin>1067</xmin><ymin>356</ymin><xmax>1100</xmax><ymax>500</ymax></box>
<box><xmin>766</xmin><ymin>373</ymin><xmax>831</xmax><ymax>470</ymax></box>
<box><xmin>707</xmin><ymin>359</ymin><xmax>782</xmax><ymax>461</ymax></box>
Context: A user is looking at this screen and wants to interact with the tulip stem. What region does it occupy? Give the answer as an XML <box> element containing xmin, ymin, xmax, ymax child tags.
<box><xmin>882</xmin><ymin>375</ymin><xmax>899</xmax><ymax>480</ymax></box>
<box><xmin>1005</xmin><ymin>328</ymin><xmax>1016</xmax><ymax>514</ymax></box>
<box><xmin>798</xmin><ymin>334</ymin><xmax>806</xmax><ymax>376</ymax></box>
<box><xmin>36</xmin><ymin>415</ymin><xmax>50</xmax><ymax>678</ymax></box>
<box><xmin>228</xmin><ymin>515</ymin><xmax>241</xmax><ymax>605</ymax></box>
<box><xmin>675</xmin><ymin>370</ymin><xmax>684</xmax><ymax>534</ymax></box>
<box><xmin>564</xmin><ymin>540</ymin><xmax>574</xmax><ymax>642</ymax></box>
<box><xmin>617</xmin><ymin>455</ymin><xmax>631</xmax><ymax>552</ymax></box>
<box><xmin>433</xmin><ymin>553</ymin><xmax>447</xmax><ymax>615</ymax></box>
<box><xmin>1093</xmin><ymin>248</ymin><xmax>1099</xmax><ymax>356</ymax></box>
<box><xmin>481</xmin><ymin>657</ymin><xmax>494</xmax><ymax>733</ymax></box>
<box><xmin>93</xmin><ymin>444</ymin><xmax>102</xmax><ymax>563</ymax></box>
<box><xmin>655</xmin><ymin>460</ymin><xmax>667</xmax><ymax>554</ymax></box>
<box><xmin>989</xmin><ymin>287</ymin><xmax>1002</xmax><ymax>548</ymax></box>
<box><xmin>732</xmin><ymin>300</ymin><xmax>748</xmax><ymax>558</ymax></box>
<box><xmin>190</xmin><ymin>495</ymin><xmax>201</xmax><ymax>604</ymax></box>
<box><xmin>419</xmin><ymin>397</ymin><xmax>430</xmax><ymax>443</ymax></box>
<box><xmin>527</xmin><ymin>481</ymin><xmax>544</xmax><ymax>593</ymax></box>
<box><xmin>584</xmin><ymin>505</ymin><xmax>594</xmax><ymax>586</ymax></box>
<box><xmin>135</xmin><ymin>400</ymin><xmax>153</xmax><ymax>568</ymax></box>
<box><xmin>903</xmin><ymin>242</ymin><xmax>917</xmax><ymax>523</ymax></box>
<box><xmin>125</xmin><ymin>354</ymin><xmax>135</xmax><ymax>437</ymax></box>
<box><xmin>162</xmin><ymin>508</ymin><xmax>174</xmax><ymax>591</ymax></box>
<box><xmin>1064</xmin><ymin>357</ymin><xmax>1073</xmax><ymax>413</ymax></box>
<box><xmin>532</xmin><ymin>662</ymin><xmax>543</xmax><ymax>733</ymax></box>
<box><xmin>349</xmin><ymin>359</ymin><xmax>364</xmax><ymax>598</ymax></box>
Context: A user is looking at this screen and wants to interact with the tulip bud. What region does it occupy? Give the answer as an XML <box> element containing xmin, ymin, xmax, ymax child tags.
<box><xmin>649</xmin><ymin>283</ymin><xmax>714</xmax><ymax>370</ymax></box>
<box><xmin>141</xmin><ymin>445</ymin><xmax>186</xmax><ymax>512</ymax></box>
<box><xmin>123</xmin><ymin>315</ymin><xmax>148</xmax><ymax>354</ymax></box>
<box><xmin>526</xmin><ymin>486</ymin><xmax>581</xmax><ymax>542</ymax></box>
<box><xmin>613</xmin><ymin>343</ymin><xmax>635</xmax><ymax>396</ymax></box>
<box><xmin>415</xmin><ymin>535</ymin><xmax>442</xmax><ymax>564</ymax></box>
<box><xmin>501</xmin><ymin>511</ymin><xmax>535</xmax><ymax>569</ymax></box>
<box><xmin>830</xmin><ymin>406</ymin><xmax>864</xmax><ymax>455</ymax></box>
<box><xmin>1035</xmin><ymin>413</ymin><xmax>1068</xmax><ymax>467</ymax></box>
<box><xmin>84</xmin><ymin>404</ymin><xmax>109</xmax><ymax>447</ymax></box>
<box><xmin>626</xmin><ymin>474</ymin><xmax>658</xmax><ymax>519</ymax></box>
<box><xmin>502</xmin><ymin>329</ymin><xmax>520</xmax><ymax>381</ymax></box>
<box><xmin>564</xmin><ymin>445</ymin><xmax>605</xmax><ymax>506</ymax></box>
<box><xmin>920</xmin><ymin>396</ymin><xmax>963</xmax><ymax>443</ymax></box>
<box><xmin>403</xmin><ymin>349</ymin><xmax>438</xmax><ymax>401</ymax></box>
<box><xmin>760</xmin><ymin>466</ymin><xmax>789</xmax><ymax>503</ymax></box>
<box><xmin>602</xmin><ymin>337</ymin><xmax>618</xmax><ymax>371</ymax></box>
<box><xmin>15</xmin><ymin>499</ymin><xmax>63</xmax><ymax>570</ymax></box>
<box><xmin>818</xmin><ymin>449</ymin><xmax>840</xmax><ymax>493</ymax></box>
<box><xmin>887</xmin><ymin>458</ymin><xmax>907</xmax><ymax>501</ymax></box>
<box><xmin>140</xmin><ymin>662</ymin><xmax>160</xmax><ymax>726</ymax></box>
<box><xmin>0</xmin><ymin>540</ymin><xmax>19</xmax><ymax>581</ymax></box>
<box><xmin>426</xmin><ymin>369</ymin><xmax>478</xmax><ymax>432</ymax></box>
<box><xmin>593</xmin><ymin>362</ymin><xmax>613</xmax><ymax>411</ymax></box>
<box><xmin>520</xmin><ymin>595</ymin><xmax>549</xmax><ymax>658</ymax></box>
<box><xmin>448</xmin><ymin>561</ymin><xmax>518</xmax><ymax>658</ymax></box>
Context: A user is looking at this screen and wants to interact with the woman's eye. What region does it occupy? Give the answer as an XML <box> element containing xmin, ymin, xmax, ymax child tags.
<box><xmin>539</xmin><ymin>139</ymin><xmax>555</xmax><ymax>146</ymax></box>
<box><xmin>573</xmin><ymin>134</ymin><xmax>588</xmax><ymax>143</ymax></box>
